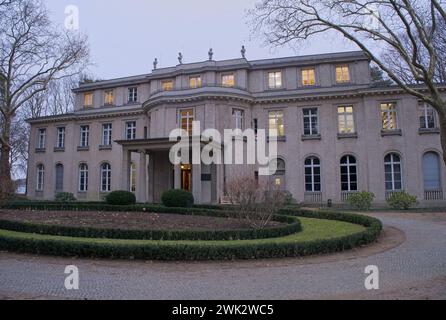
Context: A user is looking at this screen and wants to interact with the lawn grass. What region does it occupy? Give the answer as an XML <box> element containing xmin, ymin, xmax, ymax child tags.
<box><xmin>0</xmin><ymin>217</ymin><xmax>364</xmax><ymax>246</ymax></box>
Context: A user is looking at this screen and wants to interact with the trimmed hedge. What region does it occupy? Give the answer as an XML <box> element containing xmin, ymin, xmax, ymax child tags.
<box><xmin>161</xmin><ymin>189</ymin><xmax>194</xmax><ymax>208</ymax></box>
<box><xmin>0</xmin><ymin>209</ymin><xmax>382</xmax><ymax>261</ymax></box>
<box><xmin>105</xmin><ymin>191</ymin><xmax>136</xmax><ymax>205</ymax></box>
<box><xmin>0</xmin><ymin>214</ymin><xmax>301</xmax><ymax>241</ymax></box>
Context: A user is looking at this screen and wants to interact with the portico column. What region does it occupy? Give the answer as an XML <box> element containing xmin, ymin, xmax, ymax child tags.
<box><xmin>174</xmin><ymin>164</ymin><xmax>181</xmax><ymax>189</ymax></box>
<box><xmin>147</xmin><ymin>152</ymin><xmax>155</xmax><ymax>203</ymax></box>
<box><xmin>192</xmin><ymin>163</ymin><xmax>202</xmax><ymax>204</ymax></box>
<box><xmin>137</xmin><ymin>151</ymin><xmax>148</xmax><ymax>203</ymax></box>
<box><xmin>121</xmin><ymin>149</ymin><xmax>131</xmax><ymax>191</ymax></box>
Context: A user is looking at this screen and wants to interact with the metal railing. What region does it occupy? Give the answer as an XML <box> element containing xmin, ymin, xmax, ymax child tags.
<box><xmin>424</xmin><ymin>189</ymin><xmax>443</xmax><ymax>200</ymax></box>
<box><xmin>304</xmin><ymin>192</ymin><xmax>323</xmax><ymax>203</ymax></box>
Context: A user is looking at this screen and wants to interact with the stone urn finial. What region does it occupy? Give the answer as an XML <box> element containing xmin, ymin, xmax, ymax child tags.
<box><xmin>178</xmin><ymin>52</ymin><xmax>183</xmax><ymax>64</ymax></box>
<box><xmin>208</xmin><ymin>48</ymin><xmax>213</xmax><ymax>61</ymax></box>
<box><xmin>241</xmin><ymin>45</ymin><xmax>246</xmax><ymax>58</ymax></box>
<box><xmin>153</xmin><ymin>58</ymin><xmax>158</xmax><ymax>70</ymax></box>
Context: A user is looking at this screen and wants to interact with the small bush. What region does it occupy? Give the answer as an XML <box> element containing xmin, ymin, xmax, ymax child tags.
<box><xmin>105</xmin><ymin>191</ymin><xmax>136</xmax><ymax>205</ymax></box>
<box><xmin>161</xmin><ymin>189</ymin><xmax>194</xmax><ymax>208</ymax></box>
<box><xmin>347</xmin><ymin>191</ymin><xmax>375</xmax><ymax>211</ymax></box>
<box><xmin>55</xmin><ymin>192</ymin><xmax>76</xmax><ymax>202</ymax></box>
<box><xmin>387</xmin><ymin>192</ymin><xmax>417</xmax><ymax>210</ymax></box>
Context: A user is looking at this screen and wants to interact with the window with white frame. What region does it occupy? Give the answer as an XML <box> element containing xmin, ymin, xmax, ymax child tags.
<box><xmin>336</xmin><ymin>65</ymin><xmax>350</xmax><ymax>83</ymax></box>
<box><xmin>222</xmin><ymin>74</ymin><xmax>235</xmax><ymax>87</ymax></box>
<box><xmin>180</xmin><ymin>109</ymin><xmax>194</xmax><ymax>135</ymax></box>
<box><xmin>189</xmin><ymin>76</ymin><xmax>202</xmax><ymax>88</ymax></box>
<box><xmin>104</xmin><ymin>90</ymin><xmax>114</xmax><ymax>105</ymax></box>
<box><xmin>305</xmin><ymin>157</ymin><xmax>321</xmax><ymax>192</ymax></box>
<box><xmin>301</xmin><ymin>68</ymin><xmax>316</xmax><ymax>86</ymax></box>
<box><xmin>56</xmin><ymin>127</ymin><xmax>65</xmax><ymax>149</ymax></box>
<box><xmin>337</xmin><ymin>106</ymin><xmax>355</xmax><ymax>134</ymax></box>
<box><xmin>340</xmin><ymin>155</ymin><xmax>358</xmax><ymax>191</ymax></box>
<box><xmin>102</xmin><ymin>123</ymin><xmax>113</xmax><ymax>146</ymax></box>
<box><xmin>233</xmin><ymin>109</ymin><xmax>244</xmax><ymax>130</ymax></box>
<box><xmin>303</xmin><ymin>108</ymin><xmax>319</xmax><ymax>135</ymax></box>
<box><xmin>126</xmin><ymin>121</ymin><xmax>137</xmax><ymax>140</ymax></box>
<box><xmin>419</xmin><ymin>102</ymin><xmax>437</xmax><ymax>129</ymax></box>
<box><xmin>162</xmin><ymin>80</ymin><xmax>174</xmax><ymax>91</ymax></box>
<box><xmin>130</xmin><ymin>162</ymin><xmax>136</xmax><ymax>193</ymax></box>
<box><xmin>268</xmin><ymin>110</ymin><xmax>285</xmax><ymax>136</ymax></box>
<box><xmin>84</xmin><ymin>92</ymin><xmax>93</xmax><ymax>107</ymax></box>
<box><xmin>78</xmin><ymin>163</ymin><xmax>88</xmax><ymax>192</ymax></box>
<box><xmin>37</xmin><ymin>128</ymin><xmax>46</xmax><ymax>149</ymax></box>
<box><xmin>128</xmin><ymin>87</ymin><xmax>138</xmax><ymax>103</ymax></box>
<box><xmin>79</xmin><ymin>125</ymin><xmax>89</xmax><ymax>147</ymax></box>
<box><xmin>384</xmin><ymin>153</ymin><xmax>403</xmax><ymax>191</ymax></box>
<box><xmin>268</xmin><ymin>71</ymin><xmax>282</xmax><ymax>89</ymax></box>
<box><xmin>381</xmin><ymin>102</ymin><xmax>398</xmax><ymax>130</ymax></box>
<box><xmin>36</xmin><ymin>164</ymin><xmax>44</xmax><ymax>191</ymax></box>
<box><xmin>100</xmin><ymin>163</ymin><xmax>112</xmax><ymax>192</ymax></box>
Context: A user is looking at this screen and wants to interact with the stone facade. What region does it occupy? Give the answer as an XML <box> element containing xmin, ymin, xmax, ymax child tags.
<box><xmin>26</xmin><ymin>51</ymin><xmax>446</xmax><ymax>206</ymax></box>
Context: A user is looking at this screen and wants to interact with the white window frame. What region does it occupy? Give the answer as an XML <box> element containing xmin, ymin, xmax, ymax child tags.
<box><xmin>301</xmin><ymin>68</ymin><xmax>316</xmax><ymax>86</ymax></box>
<box><xmin>36</xmin><ymin>164</ymin><xmax>44</xmax><ymax>191</ymax></box>
<box><xmin>340</xmin><ymin>155</ymin><xmax>358</xmax><ymax>191</ymax></box>
<box><xmin>37</xmin><ymin>128</ymin><xmax>46</xmax><ymax>149</ymax></box>
<box><xmin>56</xmin><ymin>127</ymin><xmax>65</xmax><ymax>149</ymax></box>
<box><xmin>336</xmin><ymin>65</ymin><xmax>350</xmax><ymax>83</ymax></box>
<box><xmin>268</xmin><ymin>110</ymin><xmax>284</xmax><ymax>136</ymax></box>
<box><xmin>130</xmin><ymin>162</ymin><xmax>136</xmax><ymax>193</ymax></box>
<box><xmin>128</xmin><ymin>87</ymin><xmax>138</xmax><ymax>103</ymax></box>
<box><xmin>179</xmin><ymin>109</ymin><xmax>194</xmax><ymax>135</ymax></box>
<box><xmin>419</xmin><ymin>102</ymin><xmax>437</xmax><ymax>129</ymax></box>
<box><xmin>84</xmin><ymin>92</ymin><xmax>93</xmax><ymax>107</ymax></box>
<box><xmin>79</xmin><ymin>125</ymin><xmax>89</xmax><ymax>147</ymax></box>
<box><xmin>104</xmin><ymin>90</ymin><xmax>114</xmax><ymax>105</ymax></box>
<box><xmin>337</xmin><ymin>106</ymin><xmax>355</xmax><ymax>134</ymax></box>
<box><xmin>78</xmin><ymin>163</ymin><xmax>88</xmax><ymax>192</ymax></box>
<box><xmin>268</xmin><ymin>71</ymin><xmax>282</xmax><ymax>89</ymax></box>
<box><xmin>100</xmin><ymin>163</ymin><xmax>112</xmax><ymax>192</ymax></box>
<box><xmin>303</xmin><ymin>108</ymin><xmax>319</xmax><ymax>135</ymax></box>
<box><xmin>125</xmin><ymin>121</ymin><xmax>137</xmax><ymax>140</ymax></box>
<box><xmin>102</xmin><ymin>123</ymin><xmax>113</xmax><ymax>146</ymax></box>
<box><xmin>385</xmin><ymin>153</ymin><xmax>403</xmax><ymax>191</ymax></box>
<box><xmin>381</xmin><ymin>102</ymin><xmax>398</xmax><ymax>130</ymax></box>
<box><xmin>305</xmin><ymin>157</ymin><xmax>321</xmax><ymax>192</ymax></box>
<box><xmin>233</xmin><ymin>109</ymin><xmax>244</xmax><ymax>130</ymax></box>
<box><xmin>189</xmin><ymin>76</ymin><xmax>202</xmax><ymax>89</ymax></box>
<box><xmin>222</xmin><ymin>74</ymin><xmax>235</xmax><ymax>87</ymax></box>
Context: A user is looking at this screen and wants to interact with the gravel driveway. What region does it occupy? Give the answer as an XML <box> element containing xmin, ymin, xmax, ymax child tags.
<box><xmin>1</xmin><ymin>211</ymin><xmax>445</xmax><ymax>300</ymax></box>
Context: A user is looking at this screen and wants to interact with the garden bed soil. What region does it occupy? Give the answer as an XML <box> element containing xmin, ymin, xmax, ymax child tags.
<box><xmin>0</xmin><ymin>210</ymin><xmax>283</xmax><ymax>231</ymax></box>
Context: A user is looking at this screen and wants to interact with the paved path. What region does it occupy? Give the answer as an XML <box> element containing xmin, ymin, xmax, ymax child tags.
<box><xmin>1</xmin><ymin>212</ymin><xmax>446</xmax><ymax>300</ymax></box>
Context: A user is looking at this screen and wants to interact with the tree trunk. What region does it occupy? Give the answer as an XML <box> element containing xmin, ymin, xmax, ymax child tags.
<box><xmin>438</xmin><ymin>109</ymin><xmax>446</xmax><ymax>167</ymax></box>
<box><xmin>0</xmin><ymin>114</ymin><xmax>13</xmax><ymax>200</ymax></box>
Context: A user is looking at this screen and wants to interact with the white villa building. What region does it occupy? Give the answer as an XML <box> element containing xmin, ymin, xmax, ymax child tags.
<box><xmin>26</xmin><ymin>50</ymin><xmax>445</xmax><ymax>206</ymax></box>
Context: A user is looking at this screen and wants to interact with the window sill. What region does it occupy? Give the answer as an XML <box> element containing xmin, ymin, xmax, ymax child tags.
<box><xmin>337</xmin><ymin>132</ymin><xmax>358</xmax><ymax>139</ymax></box>
<box><xmin>35</xmin><ymin>148</ymin><xmax>46</xmax><ymax>153</ymax></box>
<box><xmin>381</xmin><ymin>129</ymin><xmax>402</xmax><ymax>137</ymax></box>
<box><xmin>77</xmin><ymin>146</ymin><xmax>90</xmax><ymax>151</ymax></box>
<box><xmin>301</xmin><ymin>134</ymin><xmax>321</xmax><ymax>141</ymax></box>
<box><xmin>267</xmin><ymin>136</ymin><xmax>286</xmax><ymax>142</ymax></box>
<box><xmin>54</xmin><ymin>147</ymin><xmax>65</xmax><ymax>152</ymax></box>
<box><xmin>418</xmin><ymin>128</ymin><xmax>440</xmax><ymax>135</ymax></box>
<box><xmin>99</xmin><ymin>145</ymin><xmax>113</xmax><ymax>150</ymax></box>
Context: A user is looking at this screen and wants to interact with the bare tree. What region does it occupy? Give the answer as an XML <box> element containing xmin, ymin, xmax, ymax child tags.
<box><xmin>226</xmin><ymin>176</ymin><xmax>287</xmax><ymax>229</ymax></box>
<box><xmin>0</xmin><ymin>0</ymin><xmax>89</xmax><ymax>198</ymax></box>
<box><xmin>250</xmin><ymin>0</ymin><xmax>446</xmax><ymax>164</ymax></box>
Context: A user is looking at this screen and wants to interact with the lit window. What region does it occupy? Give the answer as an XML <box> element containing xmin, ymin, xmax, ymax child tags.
<box><xmin>100</xmin><ymin>163</ymin><xmax>112</xmax><ymax>192</ymax></box>
<box><xmin>180</xmin><ymin>109</ymin><xmax>194</xmax><ymax>135</ymax></box>
<box><xmin>36</xmin><ymin>164</ymin><xmax>45</xmax><ymax>191</ymax></box>
<box><xmin>233</xmin><ymin>109</ymin><xmax>244</xmax><ymax>130</ymax></box>
<box><xmin>419</xmin><ymin>102</ymin><xmax>437</xmax><ymax>129</ymax></box>
<box><xmin>104</xmin><ymin>90</ymin><xmax>114</xmax><ymax>105</ymax></box>
<box><xmin>56</xmin><ymin>127</ymin><xmax>65</xmax><ymax>149</ymax></box>
<box><xmin>84</xmin><ymin>92</ymin><xmax>93</xmax><ymax>107</ymax></box>
<box><xmin>37</xmin><ymin>128</ymin><xmax>46</xmax><ymax>149</ymax></box>
<box><xmin>305</xmin><ymin>157</ymin><xmax>321</xmax><ymax>192</ymax></box>
<box><xmin>79</xmin><ymin>125</ymin><xmax>89</xmax><ymax>147</ymax></box>
<box><xmin>162</xmin><ymin>80</ymin><xmax>174</xmax><ymax>91</ymax></box>
<box><xmin>336</xmin><ymin>65</ymin><xmax>350</xmax><ymax>83</ymax></box>
<box><xmin>385</xmin><ymin>153</ymin><xmax>403</xmax><ymax>191</ymax></box>
<box><xmin>78</xmin><ymin>163</ymin><xmax>88</xmax><ymax>192</ymax></box>
<box><xmin>222</xmin><ymin>74</ymin><xmax>235</xmax><ymax>87</ymax></box>
<box><xmin>340</xmin><ymin>155</ymin><xmax>358</xmax><ymax>191</ymax></box>
<box><xmin>303</xmin><ymin>108</ymin><xmax>319</xmax><ymax>135</ymax></box>
<box><xmin>128</xmin><ymin>87</ymin><xmax>138</xmax><ymax>103</ymax></box>
<box><xmin>268</xmin><ymin>71</ymin><xmax>282</xmax><ymax>89</ymax></box>
<box><xmin>130</xmin><ymin>162</ymin><xmax>136</xmax><ymax>193</ymax></box>
<box><xmin>302</xmin><ymin>68</ymin><xmax>316</xmax><ymax>86</ymax></box>
<box><xmin>126</xmin><ymin>121</ymin><xmax>137</xmax><ymax>140</ymax></box>
<box><xmin>102</xmin><ymin>123</ymin><xmax>112</xmax><ymax>146</ymax></box>
<box><xmin>268</xmin><ymin>111</ymin><xmax>284</xmax><ymax>136</ymax></box>
<box><xmin>189</xmin><ymin>76</ymin><xmax>202</xmax><ymax>88</ymax></box>
<box><xmin>381</xmin><ymin>102</ymin><xmax>398</xmax><ymax>130</ymax></box>
<box><xmin>337</xmin><ymin>106</ymin><xmax>355</xmax><ymax>134</ymax></box>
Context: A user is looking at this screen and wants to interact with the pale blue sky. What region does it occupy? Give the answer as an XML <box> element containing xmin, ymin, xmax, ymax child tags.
<box><xmin>44</xmin><ymin>0</ymin><xmax>356</xmax><ymax>80</ymax></box>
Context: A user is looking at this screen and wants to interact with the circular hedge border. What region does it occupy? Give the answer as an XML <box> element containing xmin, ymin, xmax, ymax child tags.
<box><xmin>0</xmin><ymin>204</ymin><xmax>382</xmax><ymax>261</ymax></box>
<box><xmin>0</xmin><ymin>214</ymin><xmax>301</xmax><ymax>241</ymax></box>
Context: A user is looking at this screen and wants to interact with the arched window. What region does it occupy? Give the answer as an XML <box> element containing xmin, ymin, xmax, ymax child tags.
<box><xmin>270</xmin><ymin>158</ymin><xmax>286</xmax><ymax>189</ymax></box>
<box><xmin>130</xmin><ymin>162</ymin><xmax>136</xmax><ymax>193</ymax></box>
<box><xmin>340</xmin><ymin>155</ymin><xmax>357</xmax><ymax>191</ymax></box>
<box><xmin>100</xmin><ymin>163</ymin><xmax>111</xmax><ymax>192</ymax></box>
<box><xmin>305</xmin><ymin>157</ymin><xmax>321</xmax><ymax>192</ymax></box>
<box><xmin>79</xmin><ymin>163</ymin><xmax>89</xmax><ymax>192</ymax></box>
<box><xmin>36</xmin><ymin>164</ymin><xmax>45</xmax><ymax>191</ymax></box>
<box><xmin>423</xmin><ymin>152</ymin><xmax>441</xmax><ymax>190</ymax></box>
<box><xmin>384</xmin><ymin>153</ymin><xmax>403</xmax><ymax>191</ymax></box>
<box><xmin>55</xmin><ymin>164</ymin><xmax>64</xmax><ymax>192</ymax></box>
